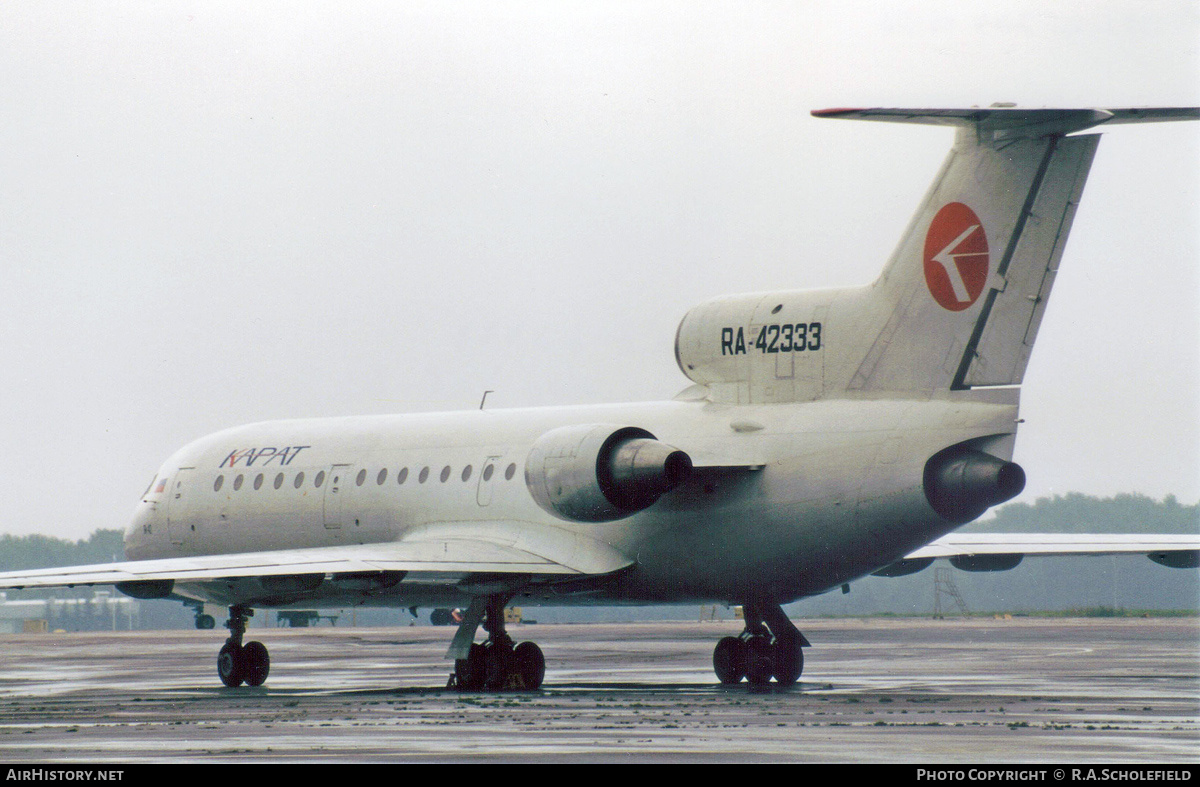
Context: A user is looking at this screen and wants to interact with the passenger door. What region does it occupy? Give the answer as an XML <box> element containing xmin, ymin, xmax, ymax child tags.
<box><xmin>323</xmin><ymin>464</ymin><xmax>355</xmax><ymax>529</ymax></box>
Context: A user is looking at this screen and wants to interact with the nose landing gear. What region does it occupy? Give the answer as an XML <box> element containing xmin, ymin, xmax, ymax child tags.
<box><xmin>713</xmin><ymin>602</ymin><xmax>808</xmax><ymax>686</ymax></box>
<box><xmin>217</xmin><ymin>605</ymin><xmax>271</xmax><ymax>687</ymax></box>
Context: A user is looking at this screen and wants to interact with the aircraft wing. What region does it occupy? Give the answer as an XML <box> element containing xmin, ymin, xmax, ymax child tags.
<box><xmin>0</xmin><ymin>520</ymin><xmax>633</xmax><ymax>591</ymax></box>
<box><xmin>898</xmin><ymin>533</ymin><xmax>1200</xmax><ymax>572</ymax></box>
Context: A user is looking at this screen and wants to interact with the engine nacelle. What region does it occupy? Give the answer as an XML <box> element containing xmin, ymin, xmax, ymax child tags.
<box><xmin>872</xmin><ymin>557</ymin><xmax>935</xmax><ymax>577</ymax></box>
<box><xmin>924</xmin><ymin>446</ymin><xmax>1026</xmax><ymax>524</ymax></box>
<box><xmin>115</xmin><ymin>579</ymin><xmax>174</xmax><ymax>599</ymax></box>
<box><xmin>525</xmin><ymin>425</ymin><xmax>693</xmax><ymax>523</ymax></box>
<box><xmin>949</xmin><ymin>553</ymin><xmax>1024</xmax><ymax>572</ymax></box>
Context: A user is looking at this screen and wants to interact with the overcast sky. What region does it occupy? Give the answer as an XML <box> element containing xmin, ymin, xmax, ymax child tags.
<box><xmin>1</xmin><ymin>1</ymin><xmax>1197</xmax><ymax>542</ymax></box>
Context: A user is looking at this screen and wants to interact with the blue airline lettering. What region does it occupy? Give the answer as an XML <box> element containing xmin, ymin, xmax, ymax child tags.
<box><xmin>219</xmin><ymin>446</ymin><xmax>310</xmax><ymax>468</ymax></box>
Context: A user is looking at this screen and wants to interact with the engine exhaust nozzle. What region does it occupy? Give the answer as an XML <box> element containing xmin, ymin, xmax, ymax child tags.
<box><xmin>603</xmin><ymin>438</ymin><xmax>693</xmax><ymax>511</ymax></box>
<box><xmin>924</xmin><ymin>449</ymin><xmax>1025</xmax><ymax>523</ymax></box>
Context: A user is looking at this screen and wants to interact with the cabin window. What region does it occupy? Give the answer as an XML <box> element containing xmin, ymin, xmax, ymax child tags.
<box><xmin>505</xmin><ymin>463</ymin><xmax>517</xmax><ymax>480</ymax></box>
<box><xmin>213</xmin><ymin>475</ymin><xmax>224</xmax><ymax>492</ymax></box>
<box><xmin>397</xmin><ymin>467</ymin><xmax>408</xmax><ymax>485</ymax></box>
<box><xmin>462</xmin><ymin>465</ymin><xmax>472</xmax><ymax>482</ymax></box>
<box><xmin>419</xmin><ymin>467</ymin><xmax>429</xmax><ymax>483</ymax></box>
<box><xmin>314</xmin><ymin>471</ymin><xmax>325</xmax><ymax>488</ymax></box>
<box><xmin>233</xmin><ymin>474</ymin><xmax>244</xmax><ymax>491</ymax></box>
<box><xmin>440</xmin><ymin>466</ymin><xmax>451</xmax><ymax>482</ymax></box>
<box><xmin>274</xmin><ymin>473</ymin><xmax>284</xmax><ymax>490</ymax></box>
<box><xmin>254</xmin><ymin>473</ymin><xmax>264</xmax><ymax>490</ymax></box>
<box><xmin>483</xmin><ymin>464</ymin><xmax>494</xmax><ymax>481</ymax></box>
<box><xmin>294</xmin><ymin>472</ymin><xmax>305</xmax><ymax>489</ymax></box>
<box><xmin>356</xmin><ymin>469</ymin><xmax>367</xmax><ymax>486</ymax></box>
<box><xmin>377</xmin><ymin>468</ymin><xmax>388</xmax><ymax>485</ymax></box>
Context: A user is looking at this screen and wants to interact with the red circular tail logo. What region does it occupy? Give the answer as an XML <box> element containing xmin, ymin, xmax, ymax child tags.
<box><xmin>923</xmin><ymin>202</ymin><xmax>989</xmax><ymax>311</ymax></box>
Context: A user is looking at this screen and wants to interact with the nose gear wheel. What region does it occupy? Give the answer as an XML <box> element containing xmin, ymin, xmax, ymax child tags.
<box><xmin>217</xmin><ymin>606</ymin><xmax>271</xmax><ymax>688</ymax></box>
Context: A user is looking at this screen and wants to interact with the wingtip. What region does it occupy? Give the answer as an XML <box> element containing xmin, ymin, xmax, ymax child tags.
<box><xmin>811</xmin><ymin>108</ymin><xmax>864</xmax><ymax>118</ymax></box>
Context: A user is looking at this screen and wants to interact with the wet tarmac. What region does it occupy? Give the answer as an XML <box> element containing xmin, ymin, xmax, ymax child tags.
<box><xmin>0</xmin><ymin>617</ymin><xmax>1195</xmax><ymax>763</ymax></box>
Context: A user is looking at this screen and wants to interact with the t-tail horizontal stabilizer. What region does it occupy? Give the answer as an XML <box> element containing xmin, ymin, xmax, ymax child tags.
<box><xmin>811</xmin><ymin>106</ymin><xmax>1200</xmax><ymax>137</ymax></box>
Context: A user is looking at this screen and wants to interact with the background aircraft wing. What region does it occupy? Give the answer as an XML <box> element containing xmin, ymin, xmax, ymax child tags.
<box><xmin>0</xmin><ymin>520</ymin><xmax>633</xmax><ymax>591</ymax></box>
<box><xmin>903</xmin><ymin>533</ymin><xmax>1199</xmax><ymax>570</ymax></box>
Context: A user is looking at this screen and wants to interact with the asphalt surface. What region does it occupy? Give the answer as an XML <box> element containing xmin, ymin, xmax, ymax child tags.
<box><xmin>0</xmin><ymin>617</ymin><xmax>1195</xmax><ymax>763</ymax></box>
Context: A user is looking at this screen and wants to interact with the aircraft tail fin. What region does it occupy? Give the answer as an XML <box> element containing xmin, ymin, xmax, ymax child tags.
<box><xmin>827</xmin><ymin>106</ymin><xmax>1197</xmax><ymax>394</ymax></box>
<box><xmin>674</xmin><ymin>106</ymin><xmax>1197</xmax><ymax>403</ymax></box>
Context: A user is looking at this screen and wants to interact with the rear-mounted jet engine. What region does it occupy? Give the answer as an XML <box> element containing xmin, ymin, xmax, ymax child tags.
<box><xmin>525</xmin><ymin>425</ymin><xmax>692</xmax><ymax>522</ymax></box>
<box><xmin>924</xmin><ymin>445</ymin><xmax>1026</xmax><ymax>524</ymax></box>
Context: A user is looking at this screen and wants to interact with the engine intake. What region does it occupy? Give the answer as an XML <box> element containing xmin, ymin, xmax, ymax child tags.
<box><xmin>526</xmin><ymin>425</ymin><xmax>692</xmax><ymax>522</ymax></box>
<box><xmin>924</xmin><ymin>447</ymin><xmax>1026</xmax><ymax>524</ymax></box>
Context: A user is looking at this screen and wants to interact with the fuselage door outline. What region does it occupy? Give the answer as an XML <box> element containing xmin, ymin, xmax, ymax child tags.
<box><xmin>476</xmin><ymin>455</ymin><xmax>503</xmax><ymax>507</ymax></box>
<box><xmin>166</xmin><ymin>467</ymin><xmax>195</xmax><ymax>546</ymax></box>
<box><xmin>323</xmin><ymin>464</ymin><xmax>355</xmax><ymax>530</ymax></box>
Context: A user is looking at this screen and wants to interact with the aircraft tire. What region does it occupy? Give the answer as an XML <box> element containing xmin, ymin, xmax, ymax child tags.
<box><xmin>745</xmin><ymin>640</ymin><xmax>774</xmax><ymax>686</ymax></box>
<box><xmin>771</xmin><ymin>639</ymin><xmax>803</xmax><ymax>685</ymax></box>
<box><xmin>242</xmin><ymin>641</ymin><xmax>270</xmax><ymax>687</ymax></box>
<box><xmin>514</xmin><ymin>641</ymin><xmax>545</xmax><ymax>690</ymax></box>
<box><xmin>217</xmin><ymin>642</ymin><xmax>244</xmax><ymax>688</ymax></box>
<box><xmin>195</xmin><ymin>614</ymin><xmax>216</xmax><ymax>630</ymax></box>
<box><xmin>713</xmin><ymin>636</ymin><xmax>747</xmax><ymax>684</ymax></box>
<box><xmin>483</xmin><ymin>641</ymin><xmax>513</xmax><ymax>690</ymax></box>
<box><xmin>455</xmin><ymin>643</ymin><xmax>486</xmax><ymax>691</ymax></box>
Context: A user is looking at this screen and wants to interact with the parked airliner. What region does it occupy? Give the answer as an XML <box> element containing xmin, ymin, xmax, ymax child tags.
<box><xmin>2</xmin><ymin>106</ymin><xmax>1197</xmax><ymax>691</ymax></box>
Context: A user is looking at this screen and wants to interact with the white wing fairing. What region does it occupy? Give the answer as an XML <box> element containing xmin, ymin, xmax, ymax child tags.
<box><xmin>0</xmin><ymin>105</ymin><xmax>1194</xmax><ymax>691</ymax></box>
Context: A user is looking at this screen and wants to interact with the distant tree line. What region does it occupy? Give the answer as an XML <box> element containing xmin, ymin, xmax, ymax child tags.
<box><xmin>0</xmin><ymin>529</ymin><xmax>124</xmax><ymax>572</ymax></box>
<box><xmin>963</xmin><ymin>492</ymin><xmax>1198</xmax><ymax>535</ymax></box>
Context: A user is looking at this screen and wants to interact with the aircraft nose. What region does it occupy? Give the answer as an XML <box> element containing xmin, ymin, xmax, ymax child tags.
<box><xmin>124</xmin><ymin>501</ymin><xmax>158</xmax><ymax>558</ymax></box>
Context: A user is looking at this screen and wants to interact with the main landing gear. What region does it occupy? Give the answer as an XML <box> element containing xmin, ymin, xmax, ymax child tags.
<box><xmin>449</xmin><ymin>596</ymin><xmax>545</xmax><ymax>691</ymax></box>
<box><xmin>217</xmin><ymin>605</ymin><xmax>271</xmax><ymax>687</ymax></box>
<box><xmin>712</xmin><ymin>602</ymin><xmax>809</xmax><ymax>686</ymax></box>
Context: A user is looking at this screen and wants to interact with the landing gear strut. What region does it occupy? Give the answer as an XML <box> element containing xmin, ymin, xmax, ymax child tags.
<box><xmin>181</xmin><ymin>599</ymin><xmax>215</xmax><ymax>629</ymax></box>
<box><xmin>217</xmin><ymin>605</ymin><xmax>270</xmax><ymax>687</ymax></box>
<box><xmin>713</xmin><ymin>602</ymin><xmax>808</xmax><ymax>686</ymax></box>
<box><xmin>449</xmin><ymin>596</ymin><xmax>544</xmax><ymax>691</ymax></box>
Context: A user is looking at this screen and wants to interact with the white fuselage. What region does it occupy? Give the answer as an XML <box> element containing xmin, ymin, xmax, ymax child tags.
<box><xmin>125</xmin><ymin>391</ymin><xmax>1020</xmax><ymax>609</ymax></box>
